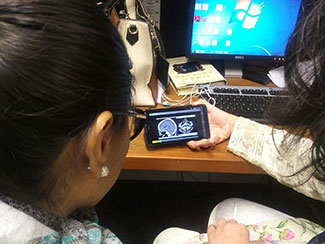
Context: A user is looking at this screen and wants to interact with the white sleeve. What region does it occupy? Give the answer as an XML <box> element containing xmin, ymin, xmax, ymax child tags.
<box><xmin>227</xmin><ymin>117</ymin><xmax>325</xmax><ymax>201</ymax></box>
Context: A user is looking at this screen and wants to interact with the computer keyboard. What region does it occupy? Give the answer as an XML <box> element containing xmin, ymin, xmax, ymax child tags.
<box><xmin>199</xmin><ymin>85</ymin><xmax>290</xmax><ymax>123</ymax></box>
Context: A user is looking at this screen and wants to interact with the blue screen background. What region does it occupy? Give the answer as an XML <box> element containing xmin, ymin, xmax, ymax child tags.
<box><xmin>191</xmin><ymin>0</ymin><xmax>302</xmax><ymax>57</ymax></box>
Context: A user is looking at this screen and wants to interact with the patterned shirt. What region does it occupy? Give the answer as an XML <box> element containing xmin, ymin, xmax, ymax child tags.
<box><xmin>0</xmin><ymin>194</ymin><xmax>122</xmax><ymax>244</ymax></box>
<box><xmin>182</xmin><ymin>117</ymin><xmax>325</xmax><ymax>244</ymax></box>
<box><xmin>228</xmin><ymin>117</ymin><xmax>325</xmax><ymax>201</ymax></box>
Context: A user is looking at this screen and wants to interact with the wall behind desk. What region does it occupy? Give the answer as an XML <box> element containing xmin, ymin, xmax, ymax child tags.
<box><xmin>160</xmin><ymin>0</ymin><xmax>190</xmax><ymax>58</ymax></box>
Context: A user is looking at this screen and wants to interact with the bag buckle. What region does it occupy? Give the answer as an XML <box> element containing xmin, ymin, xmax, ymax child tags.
<box><xmin>127</xmin><ymin>25</ymin><xmax>139</xmax><ymax>46</ymax></box>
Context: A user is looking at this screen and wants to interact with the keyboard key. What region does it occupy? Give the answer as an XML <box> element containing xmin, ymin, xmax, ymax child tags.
<box><xmin>241</xmin><ymin>89</ymin><xmax>268</xmax><ymax>95</ymax></box>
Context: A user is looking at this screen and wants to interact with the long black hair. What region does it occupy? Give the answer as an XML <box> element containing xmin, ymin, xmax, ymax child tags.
<box><xmin>266</xmin><ymin>0</ymin><xmax>325</xmax><ymax>180</ymax></box>
<box><xmin>0</xmin><ymin>0</ymin><xmax>132</xmax><ymax>207</ymax></box>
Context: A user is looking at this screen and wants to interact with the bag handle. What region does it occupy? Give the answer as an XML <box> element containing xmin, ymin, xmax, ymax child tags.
<box><xmin>135</xmin><ymin>0</ymin><xmax>164</xmax><ymax>55</ymax></box>
<box><xmin>122</xmin><ymin>0</ymin><xmax>165</xmax><ymax>56</ymax></box>
<box><xmin>135</xmin><ymin>0</ymin><xmax>150</xmax><ymax>22</ymax></box>
<box><xmin>125</xmin><ymin>0</ymin><xmax>136</xmax><ymax>19</ymax></box>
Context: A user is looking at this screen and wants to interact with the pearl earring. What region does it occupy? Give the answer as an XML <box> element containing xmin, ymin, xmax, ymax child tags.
<box><xmin>100</xmin><ymin>165</ymin><xmax>109</xmax><ymax>178</ymax></box>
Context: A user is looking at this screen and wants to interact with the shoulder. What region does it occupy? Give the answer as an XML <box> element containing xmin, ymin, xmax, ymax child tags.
<box><xmin>27</xmin><ymin>219</ymin><xmax>123</xmax><ymax>244</ymax></box>
<box><xmin>0</xmin><ymin>200</ymin><xmax>54</xmax><ymax>244</ymax></box>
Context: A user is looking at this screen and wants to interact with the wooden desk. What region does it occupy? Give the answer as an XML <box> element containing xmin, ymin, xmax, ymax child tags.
<box><xmin>123</xmin><ymin>78</ymin><xmax>267</xmax><ymax>174</ymax></box>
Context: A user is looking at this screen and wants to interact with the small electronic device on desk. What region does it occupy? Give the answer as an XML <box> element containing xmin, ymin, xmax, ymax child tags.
<box><xmin>167</xmin><ymin>56</ymin><xmax>226</xmax><ymax>96</ymax></box>
<box><xmin>186</xmin><ymin>0</ymin><xmax>302</xmax><ymax>84</ymax></box>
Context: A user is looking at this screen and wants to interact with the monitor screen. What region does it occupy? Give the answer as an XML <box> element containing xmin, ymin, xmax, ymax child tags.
<box><xmin>188</xmin><ymin>0</ymin><xmax>302</xmax><ymax>60</ymax></box>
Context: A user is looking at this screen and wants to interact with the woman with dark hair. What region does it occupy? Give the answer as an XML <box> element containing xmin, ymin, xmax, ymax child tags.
<box><xmin>0</xmin><ymin>0</ymin><xmax>137</xmax><ymax>243</ymax></box>
<box><xmin>154</xmin><ymin>0</ymin><xmax>325</xmax><ymax>243</ymax></box>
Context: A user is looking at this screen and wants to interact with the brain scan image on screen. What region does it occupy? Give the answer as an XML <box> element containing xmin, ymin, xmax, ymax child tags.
<box><xmin>178</xmin><ymin>119</ymin><xmax>194</xmax><ymax>134</ymax></box>
<box><xmin>145</xmin><ymin>105</ymin><xmax>209</xmax><ymax>145</ymax></box>
<box><xmin>158</xmin><ymin>118</ymin><xmax>177</xmax><ymax>138</ymax></box>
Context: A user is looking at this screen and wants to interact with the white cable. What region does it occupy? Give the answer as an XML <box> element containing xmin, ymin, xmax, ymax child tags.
<box><xmin>161</xmin><ymin>93</ymin><xmax>190</xmax><ymax>106</ymax></box>
<box><xmin>161</xmin><ymin>85</ymin><xmax>199</xmax><ymax>106</ymax></box>
<box><xmin>197</xmin><ymin>84</ymin><xmax>217</xmax><ymax>106</ymax></box>
<box><xmin>161</xmin><ymin>84</ymin><xmax>217</xmax><ymax>106</ymax></box>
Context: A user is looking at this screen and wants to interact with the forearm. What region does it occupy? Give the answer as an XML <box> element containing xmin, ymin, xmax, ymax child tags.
<box><xmin>227</xmin><ymin>117</ymin><xmax>325</xmax><ymax>201</ymax></box>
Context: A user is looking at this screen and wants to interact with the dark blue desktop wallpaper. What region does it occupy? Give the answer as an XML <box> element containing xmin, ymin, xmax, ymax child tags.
<box><xmin>190</xmin><ymin>0</ymin><xmax>302</xmax><ymax>57</ymax></box>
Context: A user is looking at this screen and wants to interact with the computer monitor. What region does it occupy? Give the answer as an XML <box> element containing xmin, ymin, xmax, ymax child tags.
<box><xmin>187</xmin><ymin>0</ymin><xmax>302</xmax><ymax>77</ymax></box>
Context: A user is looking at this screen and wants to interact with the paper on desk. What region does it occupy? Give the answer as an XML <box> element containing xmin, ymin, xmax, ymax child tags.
<box><xmin>170</xmin><ymin>82</ymin><xmax>199</xmax><ymax>96</ymax></box>
<box><xmin>168</xmin><ymin>56</ymin><xmax>226</xmax><ymax>89</ymax></box>
<box><xmin>267</xmin><ymin>65</ymin><xmax>285</xmax><ymax>87</ymax></box>
<box><xmin>268</xmin><ymin>61</ymin><xmax>316</xmax><ymax>88</ymax></box>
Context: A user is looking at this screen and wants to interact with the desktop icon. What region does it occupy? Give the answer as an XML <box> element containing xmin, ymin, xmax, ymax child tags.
<box><xmin>194</xmin><ymin>16</ymin><xmax>201</xmax><ymax>22</ymax></box>
<box><xmin>229</xmin><ymin>0</ymin><xmax>264</xmax><ymax>29</ymax></box>
<box><xmin>216</xmin><ymin>4</ymin><xmax>223</xmax><ymax>11</ymax></box>
<box><xmin>207</xmin><ymin>16</ymin><xmax>214</xmax><ymax>23</ymax></box>
<box><xmin>202</xmin><ymin>4</ymin><xmax>209</xmax><ymax>10</ymax></box>
<box><xmin>195</xmin><ymin>3</ymin><xmax>202</xmax><ymax>10</ymax></box>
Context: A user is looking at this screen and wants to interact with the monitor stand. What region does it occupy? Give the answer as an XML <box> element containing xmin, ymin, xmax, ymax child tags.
<box><xmin>210</xmin><ymin>60</ymin><xmax>243</xmax><ymax>78</ymax></box>
<box><xmin>224</xmin><ymin>60</ymin><xmax>243</xmax><ymax>78</ymax></box>
<box><xmin>211</xmin><ymin>60</ymin><xmax>272</xmax><ymax>85</ymax></box>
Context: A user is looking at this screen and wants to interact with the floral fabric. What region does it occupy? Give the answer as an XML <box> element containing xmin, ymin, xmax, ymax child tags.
<box><xmin>181</xmin><ymin>218</ymin><xmax>325</xmax><ymax>244</ymax></box>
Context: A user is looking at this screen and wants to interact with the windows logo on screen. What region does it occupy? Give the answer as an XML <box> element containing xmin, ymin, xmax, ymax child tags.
<box><xmin>229</xmin><ymin>0</ymin><xmax>264</xmax><ymax>29</ymax></box>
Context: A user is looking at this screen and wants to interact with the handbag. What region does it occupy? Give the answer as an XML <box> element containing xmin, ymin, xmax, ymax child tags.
<box><xmin>112</xmin><ymin>0</ymin><xmax>161</xmax><ymax>106</ymax></box>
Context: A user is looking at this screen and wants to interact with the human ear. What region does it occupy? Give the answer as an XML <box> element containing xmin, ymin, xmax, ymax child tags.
<box><xmin>85</xmin><ymin>111</ymin><xmax>113</xmax><ymax>178</ymax></box>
